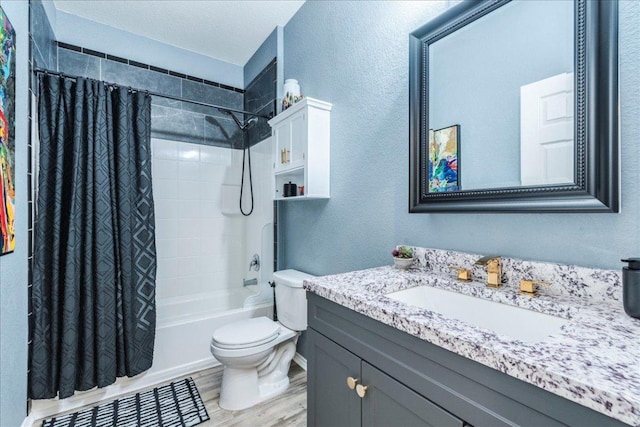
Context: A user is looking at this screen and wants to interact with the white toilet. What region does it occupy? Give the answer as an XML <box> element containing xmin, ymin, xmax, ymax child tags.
<box><xmin>210</xmin><ymin>269</ymin><xmax>314</xmax><ymax>411</ymax></box>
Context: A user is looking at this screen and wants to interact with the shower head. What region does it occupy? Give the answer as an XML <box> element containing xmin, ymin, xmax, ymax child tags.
<box><xmin>245</xmin><ymin>116</ymin><xmax>259</xmax><ymax>128</ymax></box>
<box><xmin>220</xmin><ymin>109</ymin><xmax>260</xmax><ymax>131</ymax></box>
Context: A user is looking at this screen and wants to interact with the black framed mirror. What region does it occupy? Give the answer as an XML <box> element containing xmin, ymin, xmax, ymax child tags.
<box><xmin>409</xmin><ymin>0</ymin><xmax>618</xmax><ymax>213</ymax></box>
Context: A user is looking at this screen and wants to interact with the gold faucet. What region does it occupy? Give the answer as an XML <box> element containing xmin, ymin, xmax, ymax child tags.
<box><xmin>448</xmin><ymin>265</ymin><xmax>472</xmax><ymax>282</ymax></box>
<box><xmin>474</xmin><ymin>255</ymin><xmax>502</xmax><ymax>287</ymax></box>
<box><xmin>520</xmin><ymin>279</ymin><xmax>551</xmax><ymax>296</ymax></box>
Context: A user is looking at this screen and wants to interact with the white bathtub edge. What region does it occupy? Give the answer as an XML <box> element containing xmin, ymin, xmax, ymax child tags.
<box><xmin>24</xmin><ymin>357</ymin><xmax>221</xmax><ymax>427</ymax></box>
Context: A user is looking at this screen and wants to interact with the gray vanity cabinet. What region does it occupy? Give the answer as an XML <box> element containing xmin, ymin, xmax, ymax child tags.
<box><xmin>308</xmin><ymin>327</ymin><xmax>464</xmax><ymax>427</ymax></box>
<box><xmin>306</xmin><ymin>293</ymin><xmax>628</xmax><ymax>427</ymax></box>
<box><xmin>360</xmin><ymin>362</ymin><xmax>464</xmax><ymax>427</ymax></box>
<box><xmin>308</xmin><ymin>329</ymin><xmax>362</xmax><ymax>427</ymax></box>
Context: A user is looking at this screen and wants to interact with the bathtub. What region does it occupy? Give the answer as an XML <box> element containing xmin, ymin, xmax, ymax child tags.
<box><xmin>154</xmin><ymin>288</ymin><xmax>273</xmax><ymax>375</ymax></box>
<box><xmin>26</xmin><ymin>288</ymin><xmax>273</xmax><ymax>426</ymax></box>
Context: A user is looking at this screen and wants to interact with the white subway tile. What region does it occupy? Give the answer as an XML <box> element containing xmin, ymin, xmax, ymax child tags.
<box><xmin>153</xmin><ymin>159</ymin><xmax>178</xmax><ymax>180</ymax></box>
<box><xmin>200</xmin><ymin>256</ymin><xmax>219</xmax><ymax>275</ymax></box>
<box><xmin>156</xmin><ymin>257</ymin><xmax>178</xmax><ymax>280</ymax></box>
<box><xmin>176</xmin><ymin>275</ymin><xmax>201</xmax><ymax>296</ymax></box>
<box><xmin>178</xmin><ymin>160</ymin><xmax>200</xmax><ymax>181</ymax></box>
<box><xmin>201</xmin><ymin>218</ymin><xmax>224</xmax><ymax>241</ymax></box>
<box><xmin>200</xmin><ymin>164</ymin><xmax>226</xmax><ymax>183</ymax></box>
<box><xmin>201</xmin><ymin>200</ymin><xmax>221</xmax><ymax>218</ymax></box>
<box><xmin>178</xmin><ymin>218</ymin><xmax>201</xmax><ymax>239</ymax></box>
<box><xmin>178</xmin><ymin>257</ymin><xmax>200</xmax><ymax>277</ymax></box>
<box><xmin>178</xmin><ymin>238</ymin><xmax>200</xmax><ymax>257</ymax></box>
<box><xmin>155</xmin><ymin>277</ymin><xmax>179</xmax><ymax>300</ymax></box>
<box><xmin>199</xmin><ymin>145</ymin><xmax>217</xmax><ymax>163</ymax></box>
<box><xmin>153</xmin><ymin>178</ymin><xmax>178</xmax><ymax>200</ymax></box>
<box><xmin>152</xmin><ymin>139</ymin><xmax>178</xmax><ymax>160</ymax></box>
<box><xmin>154</xmin><ymin>199</ymin><xmax>178</xmax><ymax>220</ymax></box>
<box><xmin>200</xmin><ymin>240</ymin><xmax>218</xmax><ymax>258</ymax></box>
<box><xmin>155</xmin><ymin>219</ymin><xmax>178</xmax><ymax>239</ymax></box>
<box><xmin>180</xmin><ymin>200</ymin><xmax>201</xmax><ymax>219</ymax></box>
<box><xmin>156</xmin><ymin>238</ymin><xmax>178</xmax><ymax>259</ymax></box>
<box><xmin>178</xmin><ymin>144</ymin><xmax>200</xmax><ymax>162</ymax></box>
<box><xmin>178</xmin><ymin>180</ymin><xmax>201</xmax><ymax>200</ymax></box>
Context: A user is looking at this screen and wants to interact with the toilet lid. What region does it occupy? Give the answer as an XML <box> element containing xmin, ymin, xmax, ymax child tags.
<box><xmin>212</xmin><ymin>316</ymin><xmax>280</xmax><ymax>349</ymax></box>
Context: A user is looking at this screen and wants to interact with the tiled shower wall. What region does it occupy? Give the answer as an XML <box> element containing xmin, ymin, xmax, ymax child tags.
<box><xmin>245</xmin><ymin>58</ymin><xmax>277</xmax><ymax>147</ymax></box>
<box><xmin>151</xmin><ymin>139</ymin><xmax>245</xmax><ymax>301</ymax></box>
<box><xmin>55</xmin><ymin>44</ymin><xmax>248</xmax><ymax>148</ymax></box>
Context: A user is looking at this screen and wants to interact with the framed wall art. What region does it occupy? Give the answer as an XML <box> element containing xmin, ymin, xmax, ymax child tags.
<box><xmin>0</xmin><ymin>6</ymin><xmax>16</xmax><ymax>255</ymax></box>
<box><xmin>428</xmin><ymin>124</ymin><xmax>459</xmax><ymax>193</ymax></box>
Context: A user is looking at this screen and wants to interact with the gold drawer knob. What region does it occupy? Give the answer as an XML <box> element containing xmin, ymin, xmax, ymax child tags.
<box><xmin>356</xmin><ymin>384</ymin><xmax>368</xmax><ymax>398</ymax></box>
<box><xmin>346</xmin><ymin>376</ymin><xmax>359</xmax><ymax>390</ymax></box>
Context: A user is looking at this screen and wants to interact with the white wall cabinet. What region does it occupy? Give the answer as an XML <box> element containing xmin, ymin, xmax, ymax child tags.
<box><xmin>268</xmin><ymin>97</ymin><xmax>332</xmax><ymax>200</ymax></box>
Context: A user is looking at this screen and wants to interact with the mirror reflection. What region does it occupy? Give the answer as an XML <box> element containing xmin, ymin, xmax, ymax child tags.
<box><xmin>427</xmin><ymin>0</ymin><xmax>574</xmax><ymax>192</ymax></box>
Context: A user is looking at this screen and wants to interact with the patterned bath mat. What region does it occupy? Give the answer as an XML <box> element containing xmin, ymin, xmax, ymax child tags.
<box><xmin>42</xmin><ymin>377</ymin><xmax>209</xmax><ymax>427</ymax></box>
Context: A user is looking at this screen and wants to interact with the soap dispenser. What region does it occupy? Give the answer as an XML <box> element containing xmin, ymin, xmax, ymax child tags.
<box><xmin>621</xmin><ymin>258</ymin><xmax>640</xmax><ymax>319</ymax></box>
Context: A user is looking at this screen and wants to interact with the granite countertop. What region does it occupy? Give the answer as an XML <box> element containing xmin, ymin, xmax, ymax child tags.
<box><xmin>303</xmin><ymin>265</ymin><xmax>640</xmax><ymax>426</ymax></box>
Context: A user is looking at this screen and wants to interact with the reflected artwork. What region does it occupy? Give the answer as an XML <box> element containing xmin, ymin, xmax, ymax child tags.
<box><xmin>428</xmin><ymin>125</ymin><xmax>459</xmax><ymax>192</ymax></box>
<box><xmin>0</xmin><ymin>6</ymin><xmax>15</xmax><ymax>256</ymax></box>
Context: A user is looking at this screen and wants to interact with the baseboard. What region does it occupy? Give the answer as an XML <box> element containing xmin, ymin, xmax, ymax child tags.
<box><xmin>22</xmin><ymin>358</ymin><xmax>220</xmax><ymax>427</ymax></box>
<box><xmin>293</xmin><ymin>352</ymin><xmax>307</xmax><ymax>371</ymax></box>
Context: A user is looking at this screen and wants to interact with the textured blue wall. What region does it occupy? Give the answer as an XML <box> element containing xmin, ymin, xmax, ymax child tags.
<box><xmin>281</xmin><ymin>0</ymin><xmax>640</xmax><ymax>273</ymax></box>
<box><xmin>0</xmin><ymin>1</ymin><xmax>30</xmax><ymax>425</ymax></box>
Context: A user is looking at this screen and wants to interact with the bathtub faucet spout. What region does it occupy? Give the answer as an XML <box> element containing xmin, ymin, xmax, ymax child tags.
<box><xmin>243</xmin><ymin>278</ymin><xmax>258</xmax><ymax>287</ymax></box>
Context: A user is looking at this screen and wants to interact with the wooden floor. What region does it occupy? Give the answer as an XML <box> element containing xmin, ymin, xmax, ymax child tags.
<box><xmin>33</xmin><ymin>362</ymin><xmax>307</xmax><ymax>427</ymax></box>
<box><xmin>194</xmin><ymin>362</ymin><xmax>307</xmax><ymax>427</ymax></box>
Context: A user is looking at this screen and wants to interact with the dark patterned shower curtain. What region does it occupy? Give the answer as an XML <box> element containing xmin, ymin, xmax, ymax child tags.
<box><xmin>29</xmin><ymin>73</ymin><xmax>157</xmax><ymax>399</ymax></box>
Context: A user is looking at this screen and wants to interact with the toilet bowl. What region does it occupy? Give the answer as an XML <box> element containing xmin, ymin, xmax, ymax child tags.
<box><xmin>210</xmin><ymin>269</ymin><xmax>314</xmax><ymax>411</ymax></box>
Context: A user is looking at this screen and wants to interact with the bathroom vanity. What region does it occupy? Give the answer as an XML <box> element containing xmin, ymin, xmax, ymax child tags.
<box><xmin>304</xmin><ymin>248</ymin><xmax>638</xmax><ymax>427</ymax></box>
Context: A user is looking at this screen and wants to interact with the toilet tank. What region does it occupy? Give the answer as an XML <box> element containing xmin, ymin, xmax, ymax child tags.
<box><xmin>274</xmin><ymin>269</ymin><xmax>315</xmax><ymax>331</ymax></box>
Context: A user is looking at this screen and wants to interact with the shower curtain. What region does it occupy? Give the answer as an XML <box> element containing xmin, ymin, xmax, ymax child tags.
<box><xmin>29</xmin><ymin>74</ymin><xmax>157</xmax><ymax>399</ymax></box>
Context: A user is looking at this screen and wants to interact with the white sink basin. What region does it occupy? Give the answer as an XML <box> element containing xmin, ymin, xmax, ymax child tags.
<box><xmin>386</xmin><ymin>286</ymin><xmax>567</xmax><ymax>342</ymax></box>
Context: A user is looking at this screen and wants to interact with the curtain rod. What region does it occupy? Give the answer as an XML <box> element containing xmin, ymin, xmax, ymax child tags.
<box><xmin>32</xmin><ymin>67</ymin><xmax>273</xmax><ymax>120</ymax></box>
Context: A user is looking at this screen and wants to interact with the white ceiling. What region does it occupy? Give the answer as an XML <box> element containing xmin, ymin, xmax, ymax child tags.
<box><xmin>53</xmin><ymin>1</ymin><xmax>305</xmax><ymax>66</ymax></box>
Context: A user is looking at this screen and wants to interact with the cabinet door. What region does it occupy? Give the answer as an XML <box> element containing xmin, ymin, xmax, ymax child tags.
<box><xmin>273</xmin><ymin>121</ymin><xmax>291</xmax><ymax>173</ymax></box>
<box><xmin>361</xmin><ymin>362</ymin><xmax>464</xmax><ymax>427</ymax></box>
<box><xmin>289</xmin><ymin>111</ymin><xmax>306</xmax><ymax>168</ymax></box>
<box><xmin>308</xmin><ymin>329</ymin><xmax>362</xmax><ymax>427</ymax></box>
<box><xmin>273</xmin><ymin>111</ymin><xmax>306</xmax><ymax>173</ymax></box>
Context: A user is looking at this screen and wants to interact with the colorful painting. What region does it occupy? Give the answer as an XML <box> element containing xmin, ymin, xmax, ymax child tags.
<box><xmin>0</xmin><ymin>6</ymin><xmax>15</xmax><ymax>256</ymax></box>
<box><xmin>428</xmin><ymin>125</ymin><xmax>459</xmax><ymax>192</ymax></box>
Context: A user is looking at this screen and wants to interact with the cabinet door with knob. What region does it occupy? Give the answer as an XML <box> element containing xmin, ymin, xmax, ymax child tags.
<box><xmin>308</xmin><ymin>329</ymin><xmax>465</xmax><ymax>427</ymax></box>
<box><xmin>307</xmin><ymin>329</ymin><xmax>361</xmax><ymax>427</ymax></box>
<box><xmin>361</xmin><ymin>362</ymin><xmax>464</xmax><ymax>427</ymax></box>
<box><xmin>272</xmin><ymin>110</ymin><xmax>306</xmax><ymax>174</ymax></box>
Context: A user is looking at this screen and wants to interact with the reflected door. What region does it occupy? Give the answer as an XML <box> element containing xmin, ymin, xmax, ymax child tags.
<box><xmin>520</xmin><ymin>72</ymin><xmax>574</xmax><ymax>186</ymax></box>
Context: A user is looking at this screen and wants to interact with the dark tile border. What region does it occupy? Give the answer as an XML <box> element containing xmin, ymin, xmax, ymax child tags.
<box><xmin>57</xmin><ymin>42</ymin><xmax>245</xmax><ymax>93</ymax></box>
<box><xmin>129</xmin><ymin>60</ymin><xmax>149</xmax><ymax>70</ymax></box>
<box><xmin>82</xmin><ymin>48</ymin><xmax>106</xmax><ymax>59</ymax></box>
<box><xmin>57</xmin><ymin>41</ymin><xmax>81</xmax><ymax>52</ymax></box>
<box><xmin>106</xmin><ymin>54</ymin><xmax>128</xmax><ymax>64</ymax></box>
<box><xmin>150</xmin><ymin>65</ymin><xmax>170</xmax><ymax>74</ymax></box>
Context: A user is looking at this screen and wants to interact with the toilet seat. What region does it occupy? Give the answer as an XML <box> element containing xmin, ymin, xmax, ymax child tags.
<box><xmin>212</xmin><ymin>316</ymin><xmax>280</xmax><ymax>350</ymax></box>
